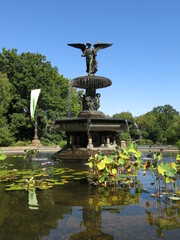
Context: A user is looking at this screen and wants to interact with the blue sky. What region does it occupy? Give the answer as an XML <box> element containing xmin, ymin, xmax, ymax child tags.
<box><xmin>1</xmin><ymin>0</ymin><xmax>180</xmax><ymax>117</ymax></box>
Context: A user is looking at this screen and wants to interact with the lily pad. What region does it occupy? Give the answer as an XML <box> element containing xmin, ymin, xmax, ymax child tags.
<box><xmin>0</xmin><ymin>154</ymin><xmax>6</xmax><ymax>161</ymax></box>
<box><xmin>168</xmin><ymin>196</ymin><xmax>180</xmax><ymax>201</ymax></box>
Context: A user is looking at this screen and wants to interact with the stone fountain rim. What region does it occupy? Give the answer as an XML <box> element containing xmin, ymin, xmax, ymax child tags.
<box><xmin>71</xmin><ymin>75</ymin><xmax>112</xmax><ymax>89</ymax></box>
<box><xmin>53</xmin><ymin>117</ymin><xmax>132</xmax><ymax>124</ymax></box>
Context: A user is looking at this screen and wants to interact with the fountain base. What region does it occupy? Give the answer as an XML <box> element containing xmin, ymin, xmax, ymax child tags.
<box><xmin>53</xmin><ymin>146</ymin><xmax>116</xmax><ymax>160</ymax></box>
<box><xmin>53</xmin><ymin>117</ymin><xmax>130</xmax><ymax>160</ymax></box>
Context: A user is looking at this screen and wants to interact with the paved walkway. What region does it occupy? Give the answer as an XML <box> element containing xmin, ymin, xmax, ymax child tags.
<box><xmin>1</xmin><ymin>145</ymin><xmax>61</xmax><ymax>154</ymax></box>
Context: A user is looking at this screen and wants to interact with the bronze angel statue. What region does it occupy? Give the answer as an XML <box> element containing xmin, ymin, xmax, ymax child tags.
<box><xmin>68</xmin><ymin>42</ymin><xmax>112</xmax><ymax>75</ymax></box>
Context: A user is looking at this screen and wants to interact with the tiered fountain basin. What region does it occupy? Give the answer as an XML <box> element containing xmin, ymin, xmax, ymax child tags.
<box><xmin>71</xmin><ymin>75</ymin><xmax>112</xmax><ymax>89</ymax></box>
<box><xmin>53</xmin><ymin>117</ymin><xmax>129</xmax><ymax>160</ymax></box>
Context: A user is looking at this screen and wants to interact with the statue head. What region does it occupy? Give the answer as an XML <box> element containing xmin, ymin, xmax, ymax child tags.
<box><xmin>86</xmin><ymin>42</ymin><xmax>91</xmax><ymax>47</ymax></box>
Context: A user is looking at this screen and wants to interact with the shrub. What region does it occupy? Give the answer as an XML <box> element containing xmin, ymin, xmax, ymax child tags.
<box><xmin>177</xmin><ymin>140</ymin><xmax>180</xmax><ymax>150</ymax></box>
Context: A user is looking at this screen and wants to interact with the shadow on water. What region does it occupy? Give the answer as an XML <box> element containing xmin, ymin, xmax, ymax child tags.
<box><xmin>0</xmin><ymin>154</ymin><xmax>180</xmax><ymax>240</ymax></box>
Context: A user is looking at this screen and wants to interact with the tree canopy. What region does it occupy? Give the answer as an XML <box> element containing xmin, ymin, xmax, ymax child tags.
<box><xmin>135</xmin><ymin>105</ymin><xmax>180</xmax><ymax>144</ymax></box>
<box><xmin>0</xmin><ymin>48</ymin><xmax>82</xmax><ymax>146</ymax></box>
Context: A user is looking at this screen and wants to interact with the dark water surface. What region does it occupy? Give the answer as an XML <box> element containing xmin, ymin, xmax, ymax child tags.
<box><xmin>0</xmin><ymin>153</ymin><xmax>180</xmax><ymax>240</ymax></box>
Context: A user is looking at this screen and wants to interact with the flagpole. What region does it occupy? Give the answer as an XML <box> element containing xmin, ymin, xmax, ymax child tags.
<box><xmin>33</xmin><ymin>109</ymin><xmax>38</xmax><ymax>140</ymax></box>
<box><xmin>31</xmin><ymin>75</ymin><xmax>42</xmax><ymax>147</ymax></box>
<box><xmin>33</xmin><ymin>75</ymin><xmax>39</xmax><ymax>140</ymax></box>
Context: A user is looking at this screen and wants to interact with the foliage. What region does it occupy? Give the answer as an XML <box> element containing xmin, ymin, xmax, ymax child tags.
<box><xmin>147</xmin><ymin>151</ymin><xmax>180</xmax><ymax>197</ymax></box>
<box><xmin>112</xmin><ymin>111</ymin><xmax>134</xmax><ymax>121</ymax></box>
<box><xmin>0</xmin><ymin>72</ymin><xmax>14</xmax><ymax>145</ymax></box>
<box><xmin>136</xmin><ymin>105</ymin><xmax>180</xmax><ymax>144</ymax></box>
<box><xmin>24</xmin><ymin>149</ymin><xmax>39</xmax><ymax>160</ymax></box>
<box><xmin>12</xmin><ymin>140</ymin><xmax>31</xmax><ymax>146</ymax></box>
<box><xmin>0</xmin><ymin>148</ymin><xmax>6</xmax><ymax>161</ymax></box>
<box><xmin>136</xmin><ymin>138</ymin><xmax>153</xmax><ymax>145</ymax></box>
<box><xmin>0</xmin><ymin>161</ymin><xmax>89</xmax><ymax>191</ymax></box>
<box><xmin>0</xmin><ymin>48</ymin><xmax>82</xmax><ymax>145</ymax></box>
<box><xmin>88</xmin><ymin>143</ymin><xmax>142</xmax><ymax>186</ymax></box>
<box><xmin>158</xmin><ymin>162</ymin><xmax>177</xmax><ymax>183</ymax></box>
<box><xmin>112</xmin><ymin>111</ymin><xmax>139</xmax><ymax>144</ymax></box>
<box><xmin>176</xmin><ymin>140</ymin><xmax>180</xmax><ymax>150</ymax></box>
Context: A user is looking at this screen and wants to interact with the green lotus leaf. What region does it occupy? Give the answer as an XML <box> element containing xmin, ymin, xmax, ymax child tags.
<box><xmin>158</xmin><ymin>163</ymin><xmax>166</xmax><ymax>176</ymax></box>
<box><xmin>61</xmin><ymin>175</ymin><xmax>74</xmax><ymax>178</ymax></box>
<box><xmin>171</xmin><ymin>162</ymin><xmax>177</xmax><ymax>171</ymax></box>
<box><xmin>38</xmin><ymin>185</ymin><xmax>53</xmax><ymax>189</ymax></box>
<box><xmin>53</xmin><ymin>181</ymin><xmax>64</xmax><ymax>185</ymax></box>
<box><xmin>6</xmin><ymin>184</ymin><xmax>24</xmax><ymax>191</ymax></box>
<box><xmin>134</xmin><ymin>151</ymin><xmax>141</xmax><ymax>158</ymax></box>
<box><xmin>0</xmin><ymin>154</ymin><xmax>6</xmax><ymax>161</ymax></box>
<box><xmin>136</xmin><ymin>158</ymin><xmax>142</xmax><ymax>164</ymax></box>
<box><xmin>97</xmin><ymin>161</ymin><xmax>106</xmax><ymax>170</ymax></box>
<box><xmin>89</xmin><ymin>162</ymin><xmax>93</xmax><ymax>168</ymax></box>
<box><xmin>46</xmin><ymin>179</ymin><xmax>57</xmax><ymax>182</ymax></box>
<box><xmin>118</xmin><ymin>158</ymin><xmax>125</xmax><ymax>165</ymax></box>
<box><xmin>111</xmin><ymin>168</ymin><xmax>117</xmax><ymax>175</ymax></box>
<box><xmin>73</xmin><ymin>177</ymin><xmax>82</xmax><ymax>180</ymax></box>
<box><xmin>166</xmin><ymin>177</ymin><xmax>171</xmax><ymax>183</ymax></box>
<box><xmin>168</xmin><ymin>196</ymin><xmax>180</xmax><ymax>201</ymax></box>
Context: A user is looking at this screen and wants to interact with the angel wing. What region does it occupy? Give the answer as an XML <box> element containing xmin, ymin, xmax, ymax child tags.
<box><xmin>67</xmin><ymin>43</ymin><xmax>86</xmax><ymax>53</ymax></box>
<box><xmin>93</xmin><ymin>43</ymin><xmax>113</xmax><ymax>53</ymax></box>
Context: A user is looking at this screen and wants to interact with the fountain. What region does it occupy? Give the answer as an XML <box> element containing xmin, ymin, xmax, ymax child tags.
<box><xmin>53</xmin><ymin>42</ymin><xmax>131</xmax><ymax>160</ymax></box>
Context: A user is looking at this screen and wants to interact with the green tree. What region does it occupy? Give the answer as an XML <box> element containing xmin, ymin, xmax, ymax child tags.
<box><xmin>112</xmin><ymin>111</ymin><xmax>134</xmax><ymax>121</ymax></box>
<box><xmin>136</xmin><ymin>105</ymin><xmax>179</xmax><ymax>144</ymax></box>
<box><xmin>0</xmin><ymin>72</ymin><xmax>14</xmax><ymax>145</ymax></box>
<box><xmin>112</xmin><ymin>111</ymin><xmax>138</xmax><ymax>145</ymax></box>
<box><xmin>165</xmin><ymin>115</ymin><xmax>180</xmax><ymax>143</ymax></box>
<box><xmin>0</xmin><ymin>48</ymin><xmax>82</xmax><ymax>145</ymax></box>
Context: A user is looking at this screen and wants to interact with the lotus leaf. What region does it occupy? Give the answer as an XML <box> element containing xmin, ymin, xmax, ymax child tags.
<box><xmin>169</xmin><ymin>196</ymin><xmax>180</xmax><ymax>201</ymax></box>
<box><xmin>0</xmin><ymin>154</ymin><xmax>6</xmax><ymax>161</ymax></box>
<box><xmin>118</xmin><ymin>158</ymin><xmax>125</xmax><ymax>165</ymax></box>
<box><xmin>97</xmin><ymin>161</ymin><xmax>106</xmax><ymax>170</ymax></box>
<box><xmin>73</xmin><ymin>177</ymin><xmax>82</xmax><ymax>180</ymax></box>
<box><xmin>136</xmin><ymin>158</ymin><xmax>142</xmax><ymax>164</ymax></box>
<box><xmin>111</xmin><ymin>168</ymin><xmax>117</xmax><ymax>175</ymax></box>
<box><xmin>158</xmin><ymin>163</ymin><xmax>167</xmax><ymax>176</ymax></box>
<box><xmin>134</xmin><ymin>151</ymin><xmax>141</xmax><ymax>158</ymax></box>
<box><xmin>89</xmin><ymin>162</ymin><xmax>93</xmax><ymax>168</ymax></box>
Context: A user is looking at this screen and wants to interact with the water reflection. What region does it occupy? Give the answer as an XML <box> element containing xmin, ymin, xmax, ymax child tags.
<box><xmin>28</xmin><ymin>189</ymin><xmax>39</xmax><ymax>210</ymax></box>
<box><xmin>145</xmin><ymin>197</ymin><xmax>180</xmax><ymax>238</ymax></box>
<box><xmin>0</xmin><ymin>155</ymin><xmax>180</xmax><ymax>240</ymax></box>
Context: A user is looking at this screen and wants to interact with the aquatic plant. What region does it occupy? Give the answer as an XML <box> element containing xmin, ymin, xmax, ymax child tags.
<box><xmin>0</xmin><ymin>163</ymin><xmax>89</xmax><ymax>191</ymax></box>
<box><xmin>24</xmin><ymin>149</ymin><xmax>39</xmax><ymax>160</ymax></box>
<box><xmin>88</xmin><ymin>143</ymin><xmax>142</xmax><ymax>186</ymax></box>
<box><xmin>0</xmin><ymin>148</ymin><xmax>6</xmax><ymax>161</ymax></box>
<box><xmin>148</xmin><ymin>151</ymin><xmax>180</xmax><ymax>199</ymax></box>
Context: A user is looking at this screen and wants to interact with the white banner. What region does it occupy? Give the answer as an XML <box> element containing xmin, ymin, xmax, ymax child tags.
<box><xmin>30</xmin><ymin>89</ymin><xmax>41</xmax><ymax>120</ymax></box>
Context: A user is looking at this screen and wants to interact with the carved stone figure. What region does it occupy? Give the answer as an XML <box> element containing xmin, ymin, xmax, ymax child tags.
<box><xmin>68</xmin><ymin>42</ymin><xmax>112</xmax><ymax>75</ymax></box>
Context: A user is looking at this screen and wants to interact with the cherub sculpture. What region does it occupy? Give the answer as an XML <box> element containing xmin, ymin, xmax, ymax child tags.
<box><xmin>68</xmin><ymin>42</ymin><xmax>112</xmax><ymax>75</ymax></box>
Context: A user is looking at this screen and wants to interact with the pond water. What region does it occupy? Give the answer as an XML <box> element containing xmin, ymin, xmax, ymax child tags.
<box><xmin>0</xmin><ymin>152</ymin><xmax>180</xmax><ymax>240</ymax></box>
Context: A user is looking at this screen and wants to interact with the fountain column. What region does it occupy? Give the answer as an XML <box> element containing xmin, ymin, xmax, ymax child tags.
<box><xmin>87</xmin><ymin>133</ymin><xmax>93</xmax><ymax>148</ymax></box>
<box><xmin>106</xmin><ymin>135</ymin><xmax>111</xmax><ymax>148</ymax></box>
